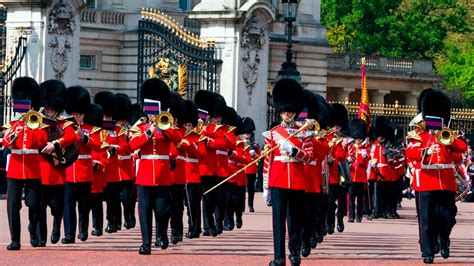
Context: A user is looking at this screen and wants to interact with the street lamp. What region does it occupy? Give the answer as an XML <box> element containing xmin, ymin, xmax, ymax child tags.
<box><xmin>277</xmin><ymin>0</ymin><xmax>300</xmax><ymax>80</ymax></box>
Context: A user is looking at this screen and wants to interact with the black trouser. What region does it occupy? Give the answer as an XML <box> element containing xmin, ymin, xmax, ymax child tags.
<box><xmin>383</xmin><ymin>181</ymin><xmax>398</xmax><ymax>215</ymax></box>
<box><xmin>224</xmin><ymin>182</ymin><xmax>237</xmax><ymax>227</ymax></box>
<box><xmin>316</xmin><ymin>193</ymin><xmax>329</xmax><ymax>237</ymax></box>
<box><xmin>271</xmin><ymin>188</ymin><xmax>305</xmax><ymax>260</ymax></box>
<box><xmin>246</xmin><ymin>174</ymin><xmax>256</xmax><ymax>209</ymax></box>
<box><xmin>120</xmin><ymin>180</ymin><xmax>135</xmax><ymax>227</ymax></box>
<box><xmin>7</xmin><ymin>178</ymin><xmax>42</xmax><ymax>244</ymax></box>
<box><xmin>201</xmin><ymin>175</ymin><xmax>218</xmax><ymax>230</ymax></box>
<box><xmin>365</xmin><ymin>180</ymin><xmax>375</xmax><ymax>215</ymax></box>
<box><xmin>63</xmin><ymin>182</ymin><xmax>92</xmax><ymax>238</ymax></box>
<box><xmin>236</xmin><ymin>185</ymin><xmax>246</xmax><ymax>219</ymax></box>
<box><xmin>416</xmin><ymin>191</ymin><xmax>457</xmax><ymax>257</ymax></box>
<box><xmin>327</xmin><ymin>184</ymin><xmax>347</xmax><ymax>227</ymax></box>
<box><xmin>38</xmin><ymin>184</ymin><xmax>64</xmax><ymax>243</ymax></box>
<box><xmin>373</xmin><ymin>181</ymin><xmax>385</xmax><ymax>216</ymax></box>
<box><xmin>138</xmin><ymin>185</ymin><xmax>171</xmax><ymax>246</ymax></box>
<box><xmin>105</xmin><ymin>181</ymin><xmax>121</xmax><ymax>228</ymax></box>
<box><xmin>215</xmin><ymin>177</ymin><xmax>227</xmax><ymax>230</ymax></box>
<box><xmin>185</xmin><ymin>183</ymin><xmax>202</xmax><ymax>235</ymax></box>
<box><xmin>170</xmin><ymin>184</ymin><xmax>185</xmax><ymax>237</ymax></box>
<box><xmin>90</xmin><ymin>193</ymin><xmax>104</xmax><ymax>231</ymax></box>
<box><xmin>302</xmin><ymin>192</ymin><xmax>320</xmax><ymax>243</ymax></box>
<box><xmin>348</xmin><ymin>182</ymin><xmax>365</xmax><ymax>219</ymax></box>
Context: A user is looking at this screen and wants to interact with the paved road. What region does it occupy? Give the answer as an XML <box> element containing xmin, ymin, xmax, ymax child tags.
<box><xmin>0</xmin><ymin>195</ymin><xmax>472</xmax><ymax>265</ymax></box>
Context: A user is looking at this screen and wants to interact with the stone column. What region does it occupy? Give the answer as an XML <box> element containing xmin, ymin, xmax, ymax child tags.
<box><xmin>338</xmin><ymin>88</ymin><xmax>353</xmax><ymax>103</ymax></box>
<box><xmin>190</xmin><ymin>1</ymin><xmax>275</xmax><ymax>143</ymax></box>
<box><xmin>371</xmin><ymin>90</ymin><xmax>390</xmax><ymax>104</ymax></box>
<box><xmin>405</xmin><ymin>91</ymin><xmax>420</xmax><ymax>106</ymax></box>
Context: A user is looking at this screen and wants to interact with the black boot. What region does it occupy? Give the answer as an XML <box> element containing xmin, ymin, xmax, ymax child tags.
<box><xmin>139</xmin><ymin>244</ymin><xmax>151</xmax><ymax>255</ymax></box>
<box><xmin>51</xmin><ymin>218</ymin><xmax>61</xmax><ymax>244</ymax></box>
<box><xmin>302</xmin><ymin>241</ymin><xmax>311</xmax><ymax>257</ymax></box>
<box><xmin>171</xmin><ymin>234</ymin><xmax>179</xmax><ymax>245</ymax></box>
<box><xmin>289</xmin><ymin>254</ymin><xmax>301</xmax><ymax>266</ymax></box>
<box><xmin>61</xmin><ymin>236</ymin><xmax>75</xmax><ymax>244</ymax></box>
<box><xmin>423</xmin><ymin>255</ymin><xmax>434</xmax><ymax>264</ymax></box>
<box><xmin>269</xmin><ymin>258</ymin><xmax>285</xmax><ymax>266</ymax></box>
<box><xmin>105</xmin><ymin>223</ymin><xmax>116</xmax><ymax>233</ymax></box>
<box><xmin>6</xmin><ymin>242</ymin><xmax>21</xmax><ymax>251</ymax></box>
<box><xmin>337</xmin><ymin>218</ymin><xmax>345</xmax><ymax>233</ymax></box>
<box><xmin>236</xmin><ymin>216</ymin><xmax>243</xmax><ymax>229</ymax></box>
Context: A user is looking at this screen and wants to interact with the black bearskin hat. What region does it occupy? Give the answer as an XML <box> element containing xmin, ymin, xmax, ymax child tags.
<box><xmin>213</xmin><ymin>93</ymin><xmax>227</xmax><ymax>118</ymax></box>
<box><xmin>39</xmin><ymin>79</ymin><xmax>67</xmax><ymax>113</ymax></box>
<box><xmin>349</xmin><ymin>118</ymin><xmax>367</xmax><ymax>140</ymax></box>
<box><xmin>94</xmin><ymin>91</ymin><xmax>117</xmax><ymax>118</ymax></box>
<box><xmin>421</xmin><ymin>89</ymin><xmax>451</xmax><ymax>126</ymax></box>
<box><xmin>240</xmin><ymin>117</ymin><xmax>256</xmax><ymax>134</ymax></box>
<box><xmin>331</xmin><ymin>103</ymin><xmax>349</xmax><ymax>130</ymax></box>
<box><xmin>84</xmin><ymin>104</ymin><xmax>103</xmax><ymax>127</ymax></box>
<box><xmin>181</xmin><ymin>100</ymin><xmax>198</xmax><ymax>127</ymax></box>
<box><xmin>114</xmin><ymin>93</ymin><xmax>132</xmax><ymax>122</ymax></box>
<box><xmin>169</xmin><ymin>91</ymin><xmax>185</xmax><ymax>124</ymax></box>
<box><xmin>139</xmin><ymin>78</ymin><xmax>171</xmax><ymax>111</ymax></box>
<box><xmin>374</xmin><ymin>116</ymin><xmax>392</xmax><ymax>141</ymax></box>
<box><xmin>194</xmin><ymin>90</ymin><xmax>214</xmax><ymax>114</ymax></box>
<box><xmin>303</xmin><ymin>89</ymin><xmax>319</xmax><ymax>120</ymax></box>
<box><xmin>222</xmin><ymin>107</ymin><xmax>239</xmax><ymax>127</ymax></box>
<box><xmin>66</xmin><ymin>86</ymin><xmax>91</xmax><ymax>114</ymax></box>
<box><xmin>272</xmin><ymin>78</ymin><xmax>304</xmax><ymax>114</ymax></box>
<box><xmin>11</xmin><ymin>76</ymin><xmax>41</xmax><ymax>111</ymax></box>
<box><xmin>130</xmin><ymin>103</ymin><xmax>147</xmax><ymax>125</ymax></box>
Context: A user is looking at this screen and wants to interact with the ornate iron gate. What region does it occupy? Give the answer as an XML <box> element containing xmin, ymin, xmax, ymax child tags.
<box><xmin>137</xmin><ymin>9</ymin><xmax>220</xmax><ymax>100</ymax></box>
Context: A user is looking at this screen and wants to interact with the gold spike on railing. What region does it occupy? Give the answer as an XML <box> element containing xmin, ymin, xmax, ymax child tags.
<box><xmin>141</xmin><ymin>8</ymin><xmax>215</xmax><ymax>49</ymax></box>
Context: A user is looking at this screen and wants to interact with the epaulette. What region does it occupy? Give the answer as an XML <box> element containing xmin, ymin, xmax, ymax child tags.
<box><xmin>406</xmin><ymin>130</ymin><xmax>422</xmax><ymax>142</ymax></box>
<box><xmin>236</xmin><ymin>139</ymin><xmax>245</xmax><ymax>146</ymax></box>
<box><xmin>243</xmin><ymin>144</ymin><xmax>251</xmax><ymax>151</ymax></box>
<box><xmin>129</xmin><ymin>125</ymin><xmax>141</xmax><ymax>133</ymax></box>
<box><xmin>227</xmin><ymin>126</ymin><xmax>236</xmax><ymax>133</ymax></box>
<box><xmin>2</xmin><ymin>123</ymin><xmax>12</xmax><ymax>130</ymax></box>
<box><xmin>91</xmin><ymin>126</ymin><xmax>101</xmax><ymax>134</ymax></box>
<box><xmin>118</xmin><ymin>126</ymin><xmax>128</xmax><ymax>136</ymax></box>
<box><xmin>198</xmin><ymin>135</ymin><xmax>207</xmax><ymax>142</ymax></box>
<box><xmin>62</xmin><ymin>120</ymin><xmax>74</xmax><ymax>129</ymax></box>
<box><xmin>132</xmin><ymin>117</ymin><xmax>147</xmax><ymax>128</ymax></box>
<box><xmin>40</xmin><ymin>123</ymin><xmax>49</xmax><ymax>129</ymax></box>
<box><xmin>214</xmin><ymin>124</ymin><xmax>224</xmax><ymax>132</ymax></box>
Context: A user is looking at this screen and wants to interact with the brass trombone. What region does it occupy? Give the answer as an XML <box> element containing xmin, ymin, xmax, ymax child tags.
<box><xmin>24</xmin><ymin>110</ymin><xmax>43</xmax><ymax>129</ymax></box>
<box><xmin>435</xmin><ymin>127</ymin><xmax>458</xmax><ymax>146</ymax></box>
<box><xmin>154</xmin><ymin>111</ymin><xmax>174</xmax><ymax>130</ymax></box>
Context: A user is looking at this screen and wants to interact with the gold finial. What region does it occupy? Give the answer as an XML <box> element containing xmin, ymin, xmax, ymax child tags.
<box><xmin>361</xmin><ymin>57</ymin><xmax>366</xmax><ymax>65</ymax></box>
<box><xmin>344</xmin><ymin>96</ymin><xmax>349</xmax><ymax>105</ymax></box>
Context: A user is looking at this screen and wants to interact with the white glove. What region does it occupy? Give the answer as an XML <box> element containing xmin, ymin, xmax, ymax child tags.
<box><xmin>361</xmin><ymin>150</ymin><xmax>368</xmax><ymax>159</ymax></box>
<box><xmin>263</xmin><ymin>188</ymin><xmax>271</xmax><ymax>206</ymax></box>
<box><xmin>370</xmin><ymin>161</ymin><xmax>377</xmax><ymax>167</ymax></box>
<box><xmin>278</xmin><ymin>140</ymin><xmax>293</xmax><ymax>155</ymax></box>
<box><xmin>427</xmin><ymin>144</ymin><xmax>440</xmax><ymax>155</ymax></box>
<box><xmin>249</xmin><ymin>149</ymin><xmax>256</xmax><ymax>158</ymax></box>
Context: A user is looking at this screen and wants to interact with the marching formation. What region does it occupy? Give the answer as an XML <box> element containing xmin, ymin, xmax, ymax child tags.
<box><xmin>2</xmin><ymin>76</ymin><xmax>468</xmax><ymax>266</ymax></box>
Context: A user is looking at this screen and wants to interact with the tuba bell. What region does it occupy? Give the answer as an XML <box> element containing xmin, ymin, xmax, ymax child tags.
<box><xmin>435</xmin><ymin>127</ymin><xmax>458</xmax><ymax>146</ymax></box>
<box><xmin>155</xmin><ymin>111</ymin><xmax>174</xmax><ymax>130</ymax></box>
<box><xmin>24</xmin><ymin>110</ymin><xmax>43</xmax><ymax>129</ymax></box>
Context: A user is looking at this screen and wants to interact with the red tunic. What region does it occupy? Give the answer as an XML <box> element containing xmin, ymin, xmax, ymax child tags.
<box><xmin>198</xmin><ymin>123</ymin><xmax>227</xmax><ymax>177</ymax></box>
<box><xmin>348</xmin><ymin>143</ymin><xmax>370</xmax><ymax>183</ymax></box>
<box><xmin>370</xmin><ymin>140</ymin><xmax>399</xmax><ymax>182</ymax></box>
<box><xmin>406</xmin><ymin>131</ymin><xmax>467</xmax><ymax>191</ymax></box>
<box><xmin>178</xmin><ymin>130</ymin><xmax>205</xmax><ymax>184</ymax></box>
<box><xmin>215</xmin><ymin>125</ymin><xmax>232</xmax><ymax>178</ymax></box>
<box><xmin>129</xmin><ymin>122</ymin><xmax>182</xmax><ymax>186</ymax></box>
<box><xmin>66</xmin><ymin>124</ymin><xmax>102</xmax><ymax>183</ymax></box>
<box><xmin>244</xmin><ymin>143</ymin><xmax>261</xmax><ymax>175</ymax></box>
<box><xmin>39</xmin><ymin>120</ymin><xmax>77</xmax><ymax>185</ymax></box>
<box><xmin>229</xmin><ymin>139</ymin><xmax>251</xmax><ymax>186</ymax></box>
<box><xmin>326</xmin><ymin>133</ymin><xmax>347</xmax><ymax>185</ymax></box>
<box><xmin>116</xmin><ymin>126</ymin><xmax>134</xmax><ymax>181</ymax></box>
<box><xmin>2</xmin><ymin>120</ymin><xmax>48</xmax><ymax>180</ymax></box>
<box><xmin>304</xmin><ymin>138</ymin><xmax>330</xmax><ymax>193</ymax></box>
<box><xmin>262</xmin><ymin>123</ymin><xmax>314</xmax><ymax>191</ymax></box>
<box><xmin>171</xmin><ymin>128</ymin><xmax>186</xmax><ymax>185</ymax></box>
<box><xmin>91</xmin><ymin>147</ymin><xmax>109</xmax><ymax>193</ymax></box>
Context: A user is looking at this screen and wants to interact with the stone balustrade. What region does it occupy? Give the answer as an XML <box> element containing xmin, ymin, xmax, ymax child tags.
<box><xmin>328</xmin><ymin>54</ymin><xmax>434</xmax><ymax>74</ymax></box>
<box><xmin>81</xmin><ymin>9</ymin><xmax>126</xmax><ymax>28</ymax></box>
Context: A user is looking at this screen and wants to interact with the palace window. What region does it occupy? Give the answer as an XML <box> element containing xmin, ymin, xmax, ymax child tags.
<box><xmin>83</xmin><ymin>0</ymin><xmax>97</xmax><ymax>9</ymax></box>
<box><xmin>80</xmin><ymin>55</ymin><xmax>95</xmax><ymax>70</ymax></box>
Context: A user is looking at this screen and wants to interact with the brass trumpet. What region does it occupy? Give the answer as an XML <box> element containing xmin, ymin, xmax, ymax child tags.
<box><xmin>155</xmin><ymin>111</ymin><xmax>174</xmax><ymax>130</ymax></box>
<box><xmin>435</xmin><ymin>127</ymin><xmax>458</xmax><ymax>146</ymax></box>
<box><xmin>24</xmin><ymin>110</ymin><xmax>43</xmax><ymax>129</ymax></box>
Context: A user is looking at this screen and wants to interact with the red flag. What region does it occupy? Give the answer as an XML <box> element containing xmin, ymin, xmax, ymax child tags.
<box><xmin>358</xmin><ymin>57</ymin><xmax>371</xmax><ymax>129</ymax></box>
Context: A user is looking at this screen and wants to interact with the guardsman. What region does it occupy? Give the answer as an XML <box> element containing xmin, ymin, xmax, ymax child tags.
<box><xmin>3</xmin><ymin>77</ymin><xmax>47</xmax><ymax>250</ymax></box>
<box><xmin>169</xmin><ymin>92</ymin><xmax>186</xmax><ymax>244</ymax></box>
<box><xmin>86</xmin><ymin>104</ymin><xmax>108</xmax><ymax>237</ymax></box>
<box><xmin>114</xmin><ymin>93</ymin><xmax>135</xmax><ymax>230</ymax></box>
<box><xmin>36</xmin><ymin>80</ymin><xmax>76</xmax><ymax>246</ymax></box>
<box><xmin>300</xmin><ymin>90</ymin><xmax>330</xmax><ymax>258</ymax></box>
<box><xmin>263</xmin><ymin>78</ymin><xmax>314</xmax><ymax>266</ymax></box>
<box><xmin>177</xmin><ymin>100</ymin><xmax>205</xmax><ymax>239</ymax></box>
<box><xmin>94</xmin><ymin>91</ymin><xmax>122</xmax><ymax>233</ymax></box>
<box><xmin>241</xmin><ymin>117</ymin><xmax>260</xmax><ymax>213</ymax></box>
<box><xmin>62</xmin><ymin>86</ymin><xmax>101</xmax><ymax>243</ymax></box>
<box><xmin>325</xmin><ymin>103</ymin><xmax>349</xmax><ymax>234</ymax></box>
<box><xmin>129</xmin><ymin>79</ymin><xmax>183</xmax><ymax>255</ymax></box>
<box><xmin>347</xmin><ymin>118</ymin><xmax>370</xmax><ymax>223</ymax></box>
<box><xmin>194</xmin><ymin>90</ymin><xmax>227</xmax><ymax>237</ymax></box>
<box><xmin>406</xmin><ymin>89</ymin><xmax>467</xmax><ymax>264</ymax></box>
